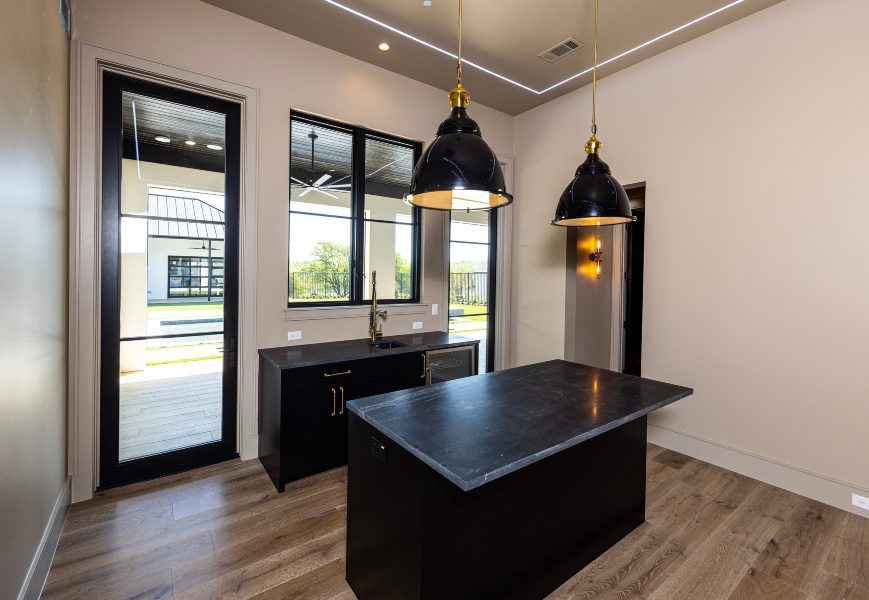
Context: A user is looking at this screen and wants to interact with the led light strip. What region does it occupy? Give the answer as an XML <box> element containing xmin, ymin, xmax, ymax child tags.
<box><xmin>321</xmin><ymin>0</ymin><xmax>747</xmax><ymax>96</ymax></box>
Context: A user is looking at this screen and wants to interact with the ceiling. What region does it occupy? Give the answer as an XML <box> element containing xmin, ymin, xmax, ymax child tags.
<box><xmin>122</xmin><ymin>92</ymin><xmax>226</xmax><ymax>171</ymax></box>
<box><xmin>199</xmin><ymin>0</ymin><xmax>784</xmax><ymax>115</ymax></box>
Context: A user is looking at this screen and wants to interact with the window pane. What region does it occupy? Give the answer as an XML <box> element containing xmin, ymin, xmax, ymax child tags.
<box><xmin>450</xmin><ymin>210</ymin><xmax>489</xmax><ymax>243</ymax></box>
<box><xmin>289</xmin><ymin>213</ymin><xmax>352</xmax><ymax>302</ymax></box>
<box><xmin>364</xmin><ymin>136</ymin><xmax>414</xmax><ymax>218</ymax></box>
<box><xmin>363</xmin><ymin>221</ymin><xmax>414</xmax><ymax>300</ymax></box>
<box><xmin>363</xmin><ymin>135</ymin><xmax>416</xmax><ymax>301</ymax></box>
<box><xmin>291</xmin><ymin>120</ymin><xmax>352</xmax><ymax>216</ymax></box>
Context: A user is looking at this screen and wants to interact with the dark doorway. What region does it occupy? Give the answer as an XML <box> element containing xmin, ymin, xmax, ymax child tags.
<box><xmin>99</xmin><ymin>72</ymin><xmax>241</xmax><ymax>488</ymax></box>
<box><xmin>622</xmin><ymin>186</ymin><xmax>645</xmax><ymax>377</ymax></box>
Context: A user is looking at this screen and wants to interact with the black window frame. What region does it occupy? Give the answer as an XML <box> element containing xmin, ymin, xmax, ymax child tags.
<box><xmin>288</xmin><ymin>111</ymin><xmax>422</xmax><ymax>308</ymax></box>
<box><xmin>168</xmin><ymin>255</ymin><xmax>225</xmax><ymax>298</ymax></box>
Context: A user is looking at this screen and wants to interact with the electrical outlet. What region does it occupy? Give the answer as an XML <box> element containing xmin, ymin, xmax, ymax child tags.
<box><xmin>288</xmin><ymin>330</ymin><xmax>302</xmax><ymax>341</ymax></box>
<box><xmin>432</xmin><ymin>304</ymin><xmax>439</xmax><ymax>316</ymax></box>
<box><xmin>412</xmin><ymin>321</ymin><xmax>423</xmax><ymax>330</ymax></box>
<box><xmin>853</xmin><ymin>493</ymin><xmax>869</xmax><ymax>511</ymax></box>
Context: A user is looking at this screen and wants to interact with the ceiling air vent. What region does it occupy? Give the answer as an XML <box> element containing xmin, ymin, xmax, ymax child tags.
<box><xmin>538</xmin><ymin>37</ymin><xmax>584</xmax><ymax>63</ymax></box>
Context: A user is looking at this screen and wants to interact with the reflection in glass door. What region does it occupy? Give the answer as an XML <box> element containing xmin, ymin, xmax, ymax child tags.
<box><xmin>448</xmin><ymin>210</ymin><xmax>496</xmax><ymax>373</ymax></box>
<box><xmin>100</xmin><ymin>73</ymin><xmax>240</xmax><ymax>488</ymax></box>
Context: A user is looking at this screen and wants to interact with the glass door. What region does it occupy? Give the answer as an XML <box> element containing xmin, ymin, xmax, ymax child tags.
<box><xmin>99</xmin><ymin>73</ymin><xmax>240</xmax><ymax>488</ymax></box>
<box><xmin>448</xmin><ymin>210</ymin><xmax>496</xmax><ymax>373</ymax></box>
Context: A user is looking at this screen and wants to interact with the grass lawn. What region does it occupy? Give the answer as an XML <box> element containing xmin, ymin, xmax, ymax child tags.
<box><xmin>148</xmin><ymin>301</ymin><xmax>224</xmax><ymax>312</ymax></box>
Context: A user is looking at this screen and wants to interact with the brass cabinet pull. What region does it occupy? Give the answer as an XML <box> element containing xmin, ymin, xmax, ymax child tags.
<box><xmin>339</xmin><ymin>387</ymin><xmax>345</xmax><ymax>415</ymax></box>
<box><xmin>323</xmin><ymin>369</ymin><xmax>352</xmax><ymax>378</ymax></box>
<box><xmin>331</xmin><ymin>388</ymin><xmax>336</xmax><ymax>417</ymax></box>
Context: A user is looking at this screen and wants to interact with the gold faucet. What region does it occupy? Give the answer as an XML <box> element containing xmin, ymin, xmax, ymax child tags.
<box><xmin>368</xmin><ymin>270</ymin><xmax>387</xmax><ymax>343</ymax></box>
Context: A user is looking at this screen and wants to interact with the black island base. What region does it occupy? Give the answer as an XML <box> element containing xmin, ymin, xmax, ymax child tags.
<box><xmin>344</xmin><ymin>360</ymin><xmax>693</xmax><ymax>600</ymax></box>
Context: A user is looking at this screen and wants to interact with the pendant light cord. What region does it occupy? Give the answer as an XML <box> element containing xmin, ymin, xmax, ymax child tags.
<box><xmin>591</xmin><ymin>0</ymin><xmax>598</xmax><ymax>136</ymax></box>
<box><xmin>456</xmin><ymin>0</ymin><xmax>463</xmax><ymax>85</ymax></box>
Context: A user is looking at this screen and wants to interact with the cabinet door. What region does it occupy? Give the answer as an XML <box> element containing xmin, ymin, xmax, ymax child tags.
<box><xmin>284</xmin><ymin>365</ymin><xmax>352</xmax><ymax>480</ymax></box>
<box><xmin>350</xmin><ymin>351</ymin><xmax>426</xmax><ymax>400</ymax></box>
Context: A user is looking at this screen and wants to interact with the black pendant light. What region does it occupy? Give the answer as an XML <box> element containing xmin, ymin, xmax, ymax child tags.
<box><xmin>405</xmin><ymin>0</ymin><xmax>512</xmax><ymax>211</ymax></box>
<box><xmin>552</xmin><ymin>0</ymin><xmax>634</xmax><ymax>227</ymax></box>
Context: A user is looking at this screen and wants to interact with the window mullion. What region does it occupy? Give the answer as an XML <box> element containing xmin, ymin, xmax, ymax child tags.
<box><xmin>351</xmin><ymin>128</ymin><xmax>367</xmax><ymax>304</ymax></box>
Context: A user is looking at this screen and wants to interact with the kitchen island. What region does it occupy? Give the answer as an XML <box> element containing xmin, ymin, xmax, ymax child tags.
<box><xmin>345</xmin><ymin>359</ymin><xmax>693</xmax><ymax>600</ymax></box>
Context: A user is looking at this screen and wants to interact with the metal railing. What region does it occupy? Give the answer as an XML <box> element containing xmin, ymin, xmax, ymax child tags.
<box><xmin>289</xmin><ymin>271</ymin><xmax>351</xmax><ymax>300</ymax></box>
<box><xmin>449</xmin><ymin>272</ymin><xmax>488</xmax><ymax>306</ymax></box>
<box><xmin>288</xmin><ymin>271</ymin><xmax>487</xmax><ymax>304</ymax></box>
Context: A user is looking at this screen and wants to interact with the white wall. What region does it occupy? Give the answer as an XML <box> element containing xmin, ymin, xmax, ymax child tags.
<box><xmin>0</xmin><ymin>0</ymin><xmax>69</xmax><ymax>596</ymax></box>
<box><xmin>513</xmin><ymin>0</ymin><xmax>869</xmax><ymax>510</ymax></box>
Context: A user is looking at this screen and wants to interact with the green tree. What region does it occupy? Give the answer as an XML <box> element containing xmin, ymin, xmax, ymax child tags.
<box><xmin>301</xmin><ymin>241</ymin><xmax>350</xmax><ymax>297</ymax></box>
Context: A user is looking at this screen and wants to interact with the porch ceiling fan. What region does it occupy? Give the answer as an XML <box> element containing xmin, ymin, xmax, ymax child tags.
<box><xmin>291</xmin><ymin>130</ymin><xmax>351</xmax><ymax>200</ymax></box>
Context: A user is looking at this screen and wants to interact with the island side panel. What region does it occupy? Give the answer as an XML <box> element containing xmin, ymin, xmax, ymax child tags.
<box><xmin>421</xmin><ymin>416</ymin><xmax>647</xmax><ymax>599</ymax></box>
<box><xmin>346</xmin><ymin>412</ymin><xmax>425</xmax><ymax>600</ymax></box>
<box><xmin>258</xmin><ymin>358</ymin><xmax>284</xmax><ymax>492</ymax></box>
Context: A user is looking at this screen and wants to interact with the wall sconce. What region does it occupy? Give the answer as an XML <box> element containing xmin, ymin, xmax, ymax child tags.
<box><xmin>589</xmin><ymin>237</ymin><xmax>603</xmax><ymax>279</ymax></box>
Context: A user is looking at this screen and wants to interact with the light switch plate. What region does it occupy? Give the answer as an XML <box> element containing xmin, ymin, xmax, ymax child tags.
<box><xmin>432</xmin><ymin>304</ymin><xmax>439</xmax><ymax>316</ymax></box>
<box><xmin>854</xmin><ymin>493</ymin><xmax>869</xmax><ymax>511</ymax></box>
<box><xmin>288</xmin><ymin>330</ymin><xmax>302</xmax><ymax>341</ymax></box>
<box><xmin>412</xmin><ymin>321</ymin><xmax>423</xmax><ymax>330</ymax></box>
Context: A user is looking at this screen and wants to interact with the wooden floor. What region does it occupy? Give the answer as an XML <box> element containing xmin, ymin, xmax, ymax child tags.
<box><xmin>119</xmin><ymin>372</ymin><xmax>221</xmax><ymax>461</ymax></box>
<box><xmin>45</xmin><ymin>445</ymin><xmax>869</xmax><ymax>599</ymax></box>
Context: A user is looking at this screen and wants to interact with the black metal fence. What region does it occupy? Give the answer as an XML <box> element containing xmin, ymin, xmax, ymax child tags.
<box><xmin>449</xmin><ymin>272</ymin><xmax>488</xmax><ymax>306</ymax></box>
<box><xmin>289</xmin><ymin>271</ymin><xmax>351</xmax><ymax>300</ymax></box>
<box><xmin>288</xmin><ymin>271</ymin><xmax>487</xmax><ymax>304</ymax></box>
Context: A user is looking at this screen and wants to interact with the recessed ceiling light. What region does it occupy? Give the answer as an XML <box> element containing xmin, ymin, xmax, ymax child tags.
<box><xmin>423</xmin><ymin>0</ymin><xmax>432</xmax><ymax>6</ymax></box>
<box><xmin>155</xmin><ymin>136</ymin><xmax>170</xmax><ymax>143</ymax></box>
<box><xmin>206</xmin><ymin>144</ymin><xmax>223</xmax><ymax>151</ymax></box>
<box><xmin>185</xmin><ymin>140</ymin><xmax>196</xmax><ymax>146</ymax></box>
<box><xmin>378</xmin><ymin>42</ymin><xmax>390</xmax><ymax>52</ymax></box>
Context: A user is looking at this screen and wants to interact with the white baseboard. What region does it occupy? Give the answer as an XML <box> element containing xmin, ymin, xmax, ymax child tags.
<box><xmin>18</xmin><ymin>479</ymin><xmax>70</xmax><ymax>600</ymax></box>
<box><xmin>648</xmin><ymin>423</ymin><xmax>869</xmax><ymax>518</ymax></box>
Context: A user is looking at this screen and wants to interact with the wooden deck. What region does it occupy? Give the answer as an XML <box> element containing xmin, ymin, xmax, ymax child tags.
<box><xmin>45</xmin><ymin>445</ymin><xmax>869</xmax><ymax>599</ymax></box>
<box><xmin>119</xmin><ymin>371</ymin><xmax>222</xmax><ymax>461</ymax></box>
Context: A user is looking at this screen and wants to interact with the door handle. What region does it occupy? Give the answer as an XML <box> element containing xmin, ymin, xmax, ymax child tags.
<box><xmin>421</xmin><ymin>354</ymin><xmax>427</xmax><ymax>379</ymax></box>
<box><xmin>331</xmin><ymin>388</ymin><xmax>336</xmax><ymax>417</ymax></box>
<box><xmin>339</xmin><ymin>386</ymin><xmax>345</xmax><ymax>415</ymax></box>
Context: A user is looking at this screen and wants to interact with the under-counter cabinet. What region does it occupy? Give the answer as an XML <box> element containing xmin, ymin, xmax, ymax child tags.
<box><xmin>258</xmin><ymin>332</ymin><xmax>478</xmax><ymax>492</ymax></box>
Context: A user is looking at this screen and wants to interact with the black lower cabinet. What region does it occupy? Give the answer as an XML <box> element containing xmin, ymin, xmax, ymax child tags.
<box><xmin>259</xmin><ymin>351</ymin><xmax>428</xmax><ymax>492</ymax></box>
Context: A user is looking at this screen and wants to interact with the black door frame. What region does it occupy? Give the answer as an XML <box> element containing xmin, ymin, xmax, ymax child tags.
<box><xmin>99</xmin><ymin>72</ymin><xmax>240</xmax><ymax>489</ymax></box>
<box><xmin>622</xmin><ymin>185</ymin><xmax>646</xmax><ymax>377</ymax></box>
<box><xmin>447</xmin><ymin>210</ymin><xmax>497</xmax><ymax>374</ymax></box>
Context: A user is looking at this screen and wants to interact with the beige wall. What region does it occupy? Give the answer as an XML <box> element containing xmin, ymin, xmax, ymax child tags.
<box><xmin>72</xmin><ymin>0</ymin><xmax>514</xmax><ymax>350</ymax></box>
<box><xmin>513</xmin><ymin>0</ymin><xmax>869</xmax><ymax>503</ymax></box>
<box><xmin>0</xmin><ymin>0</ymin><xmax>69</xmax><ymax>596</ymax></box>
<box><xmin>70</xmin><ymin>0</ymin><xmax>513</xmax><ymax>499</ymax></box>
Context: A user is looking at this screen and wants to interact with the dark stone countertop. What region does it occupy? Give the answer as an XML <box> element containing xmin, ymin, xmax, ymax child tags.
<box><xmin>347</xmin><ymin>360</ymin><xmax>693</xmax><ymax>492</ymax></box>
<box><xmin>259</xmin><ymin>331</ymin><xmax>479</xmax><ymax>370</ymax></box>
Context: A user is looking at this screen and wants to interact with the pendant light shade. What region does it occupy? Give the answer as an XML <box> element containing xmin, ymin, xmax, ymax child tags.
<box><xmin>405</xmin><ymin>1</ymin><xmax>512</xmax><ymax>211</ymax></box>
<box><xmin>551</xmin><ymin>137</ymin><xmax>633</xmax><ymax>226</ymax></box>
<box><xmin>552</xmin><ymin>0</ymin><xmax>633</xmax><ymax>227</ymax></box>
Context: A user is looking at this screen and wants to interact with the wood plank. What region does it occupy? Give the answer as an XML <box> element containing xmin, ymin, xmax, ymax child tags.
<box><xmin>823</xmin><ymin>512</ymin><xmax>869</xmax><ymax>589</ymax></box>
<box><xmin>753</xmin><ymin>497</ymin><xmax>846</xmax><ymax>592</ymax></box>
<box><xmin>171</xmin><ymin>508</ymin><xmax>345</xmax><ymax>593</ymax></box>
<box><xmin>812</xmin><ymin>569</ymin><xmax>869</xmax><ymax>600</ymax></box>
<box><xmin>727</xmin><ymin>569</ymin><xmax>807</xmax><ymax>600</ymax></box>
<box><xmin>652</xmin><ymin>449</ymin><xmax>694</xmax><ymax>471</ymax></box>
<box><xmin>645</xmin><ymin>484</ymin><xmax>802</xmax><ymax>600</ymax></box>
<box><xmin>248</xmin><ymin>559</ymin><xmax>351</xmax><ymax>600</ymax></box>
<box><xmin>172</xmin><ymin>529</ymin><xmax>345</xmax><ymax>600</ymax></box>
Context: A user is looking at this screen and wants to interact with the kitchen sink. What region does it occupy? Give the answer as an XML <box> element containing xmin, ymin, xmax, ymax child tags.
<box><xmin>369</xmin><ymin>339</ymin><xmax>408</xmax><ymax>349</ymax></box>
